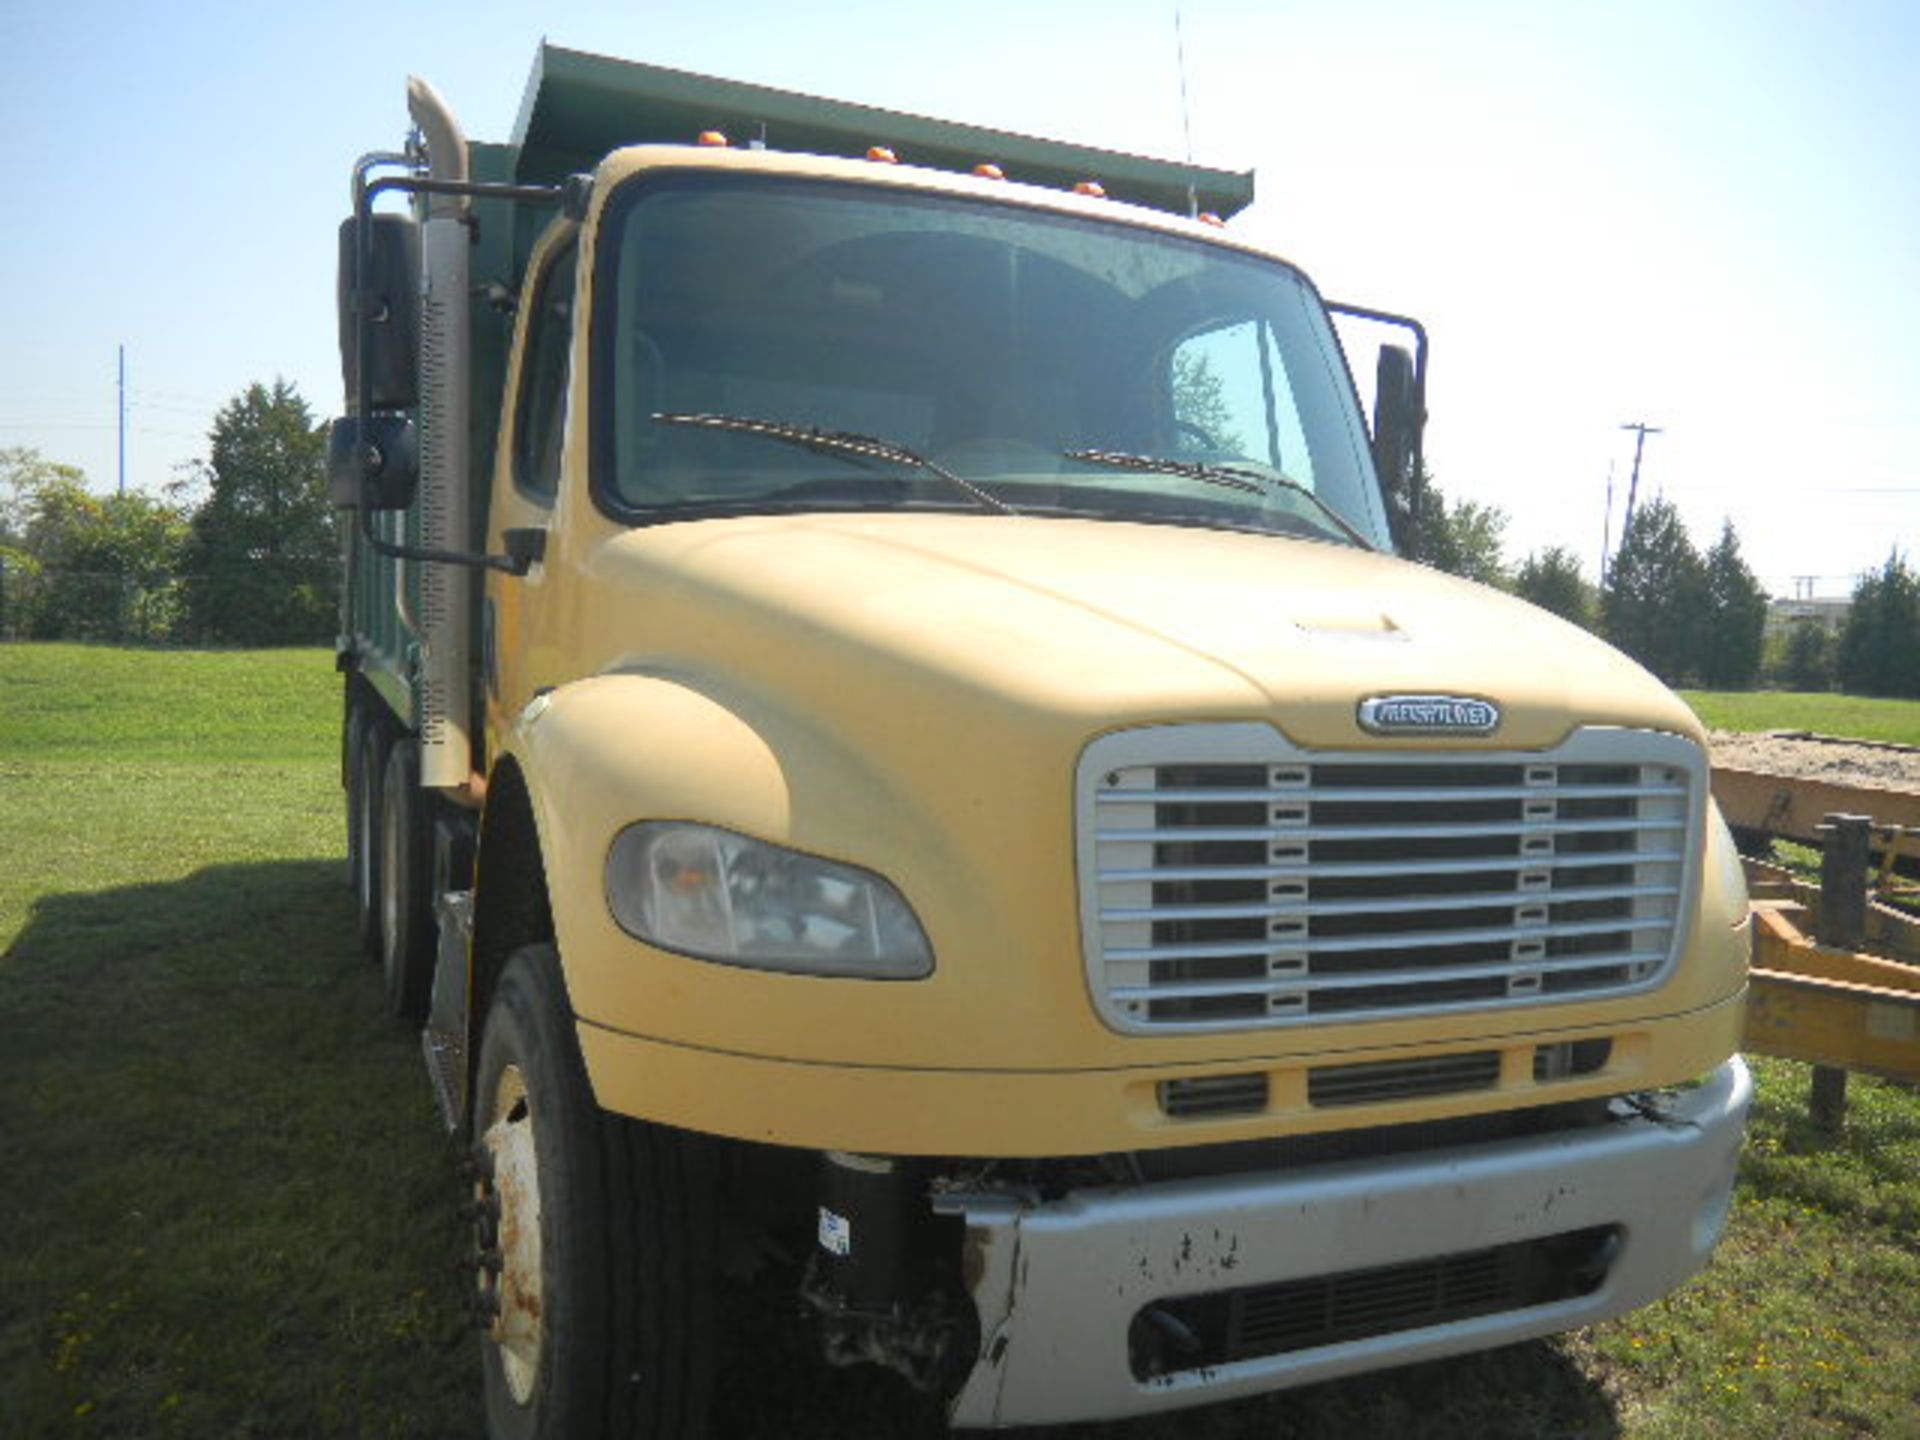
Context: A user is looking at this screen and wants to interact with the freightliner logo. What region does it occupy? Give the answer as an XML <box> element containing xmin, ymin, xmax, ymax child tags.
<box><xmin>1356</xmin><ymin>694</ymin><xmax>1502</xmax><ymax>736</ymax></box>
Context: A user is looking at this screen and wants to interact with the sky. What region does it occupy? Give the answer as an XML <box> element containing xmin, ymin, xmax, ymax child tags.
<box><xmin>2</xmin><ymin>0</ymin><xmax>1915</xmax><ymax>598</ymax></box>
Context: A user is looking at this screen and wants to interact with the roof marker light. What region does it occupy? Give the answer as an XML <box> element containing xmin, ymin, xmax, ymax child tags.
<box><xmin>697</xmin><ymin>130</ymin><xmax>729</xmax><ymax>147</ymax></box>
<box><xmin>974</xmin><ymin>162</ymin><xmax>1006</xmax><ymax>180</ymax></box>
<box><xmin>1074</xmin><ymin>180</ymin><xmax>1107</xmax><ymax>198</ymax></box>
<box><xmin>1198</xmin><ymin>211</ymin><xmax>1225</xmax><ymax>227</ymax></box>
<box><xmin>867</xmin><ymin>145</ymin><xmax>899</xmax><ymax>164</ymax></box>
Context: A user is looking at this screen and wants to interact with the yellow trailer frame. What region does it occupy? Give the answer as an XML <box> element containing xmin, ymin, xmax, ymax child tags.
<box><xmin>1744</xmin><ymin>888</ymin><xmax>1920</xmax><ymax>1085</ymax></box>
<box><xmin>1712</xmin><ymin>754</ymin><xmax>1920</xmax><ymax>1092</ymax></box>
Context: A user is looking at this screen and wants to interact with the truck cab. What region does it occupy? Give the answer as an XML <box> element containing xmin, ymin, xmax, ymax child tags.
<box><xmin>333</xmin><ymin>45</ymin><xmax>1750</xmax><ymax>1438</ymax></box>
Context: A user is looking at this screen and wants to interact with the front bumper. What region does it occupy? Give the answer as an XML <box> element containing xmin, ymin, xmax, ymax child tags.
<box><xmin>937</xmin><ymin>1056</ymin><xmax>1751</xmax><ymax>1428</ymax></box>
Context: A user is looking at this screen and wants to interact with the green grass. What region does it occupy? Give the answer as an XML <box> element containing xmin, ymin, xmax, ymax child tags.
<box><xmin>1682</xmin><ymin>689</ymin><xmax>1920</xmax><ymax>746</ymax></box>
<box><xmin>1</xmin><ymin>644</ymin><xmax>475</xmax><ymax>1438</ymax></box>
<box><xmin>4</xmin><ymin>646</ymin><xmax>1918</xmax><ymax>1437</ymax></box>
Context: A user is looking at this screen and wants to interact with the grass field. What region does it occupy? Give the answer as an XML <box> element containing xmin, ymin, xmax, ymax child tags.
<box><xmin>4</xmin><ymin>646</ymin><xmax>1918</xmax><ymax>1438</ymax></box>
<box><xmin>1682</xmin><ymin>689</ymin><xmax>1920</xmax><ymax>746</ymax></box>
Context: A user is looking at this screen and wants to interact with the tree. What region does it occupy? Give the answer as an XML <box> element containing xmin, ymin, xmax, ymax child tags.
<box><xmin>1170</xmin><ymin>350</ymin><xmax>1244</xmax><ymax>455</ymax></box>
<box><xmin>1412</xmin><ymin>472</ymin><xmax>1509</xmax><ymax>586</ymax></box>
<box><xmin>0</xmin><ymin>448</ymin><xmax>188</xmax><ymax>641</ymax></box>
<box><xmin>1515</xmin><ymin>546</ymin><xmax>1594</xmax><ymax>629</ymax></box>
<box><xmin>1</xmin><ymin>447</ymin><xmax>86</xmax><ymax>544</ymax></box>
<box><xmin>1600</xmin><ymin>497</ymin><xmax>1707</xmax><ymax>684</ymax></box>
<box><xmin>1771</xmin><ymin>620</ymin><xmax>1834</xmax><ymax>692</ymax></box>
<box><xmin>183</xmin><ymin>380</ymin><xmax>338</xmax><ymax>645</ymax></box>
<box><xmin>1697</xmin><ymin>520</ymin><xmax>1768</xmax><ymax>690</ymax></box>
<box><xmin>1836</xmin><ymin>552</ymin><xmax>1920</xmax><ymax>699</ymax></box>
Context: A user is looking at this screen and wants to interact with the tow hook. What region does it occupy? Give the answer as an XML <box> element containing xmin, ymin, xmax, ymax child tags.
<box><xmin>1130</xmin><ymin>1303</ymin><xmax>1204</xmax><ymax>1380</ymax></box>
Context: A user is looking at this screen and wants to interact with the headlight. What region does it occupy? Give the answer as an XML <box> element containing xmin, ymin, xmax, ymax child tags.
<box><xmin>604</xmin><ymin>822</ymin><xmax>934</xmax><ymax>979</ymax></box>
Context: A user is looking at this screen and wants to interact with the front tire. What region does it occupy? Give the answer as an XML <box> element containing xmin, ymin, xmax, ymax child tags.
<box><xmin>472</xmin><ymin>944</ymin><xmax>718</xmax><ymax>1439</ymax></box>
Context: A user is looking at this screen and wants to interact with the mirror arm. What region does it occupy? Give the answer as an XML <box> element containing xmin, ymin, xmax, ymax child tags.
<box><xmin>356</xmin><ymin>507</ymin><xmax>534</xmax><ymax>576</ymax></box>
<box><xmin>346</xmin><ymin>171</ymin><xmax>565</xmax><ymax>576</ymax></box>
<box><xmin>1325</xmin><ymin>303</ymin><xmax>1427</xmax><ymax>458</ymax></box>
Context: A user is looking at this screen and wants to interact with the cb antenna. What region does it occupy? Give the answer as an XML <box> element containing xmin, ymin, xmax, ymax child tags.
<box><xmin>1173</xmin><ymin>0</ymin><xmax>1198</xmax><ymax>217</ymax></box>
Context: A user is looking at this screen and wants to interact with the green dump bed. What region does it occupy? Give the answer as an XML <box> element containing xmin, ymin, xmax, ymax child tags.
<box><xmin>510</xmin><ymin>44</ymin><xmax>1254</xmax><ymax>215</ymax></box>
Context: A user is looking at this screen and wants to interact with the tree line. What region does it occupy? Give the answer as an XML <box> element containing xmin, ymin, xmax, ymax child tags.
<box><xmin>0</xmin><ymin>381</ymin><xmax>335</xmax><ymax>646</ymax></box>
<box><xmin>1414</xmin><ymin>475</ymin><xmax>1919</xmax><ymax>697</ymax></box>
<box><xmin>5</xmin><ymin>385</ymin><xmax>1914</xmax><ymax>699</ymax></box>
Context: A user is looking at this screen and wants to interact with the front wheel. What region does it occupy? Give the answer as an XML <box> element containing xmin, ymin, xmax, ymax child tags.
<box><xmin>472</xmin><ymin>944</ymin><xmax>718</xmax><ymax>1439</ymax></box>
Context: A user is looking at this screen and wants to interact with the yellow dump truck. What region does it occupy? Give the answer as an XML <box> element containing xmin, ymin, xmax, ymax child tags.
<box><xmin>332</xmin><ymin>44</ymin><xmax>1752</xmax><ymax>1437</ymax></box>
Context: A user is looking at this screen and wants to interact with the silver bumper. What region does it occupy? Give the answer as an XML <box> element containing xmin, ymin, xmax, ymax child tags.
<box><xmin>939</xmin><ymin>1057</ymin><xmax>1751</xmax><ymax>1429</ymax></box>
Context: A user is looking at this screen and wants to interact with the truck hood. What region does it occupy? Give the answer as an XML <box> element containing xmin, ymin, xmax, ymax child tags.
<box><xmin>593</xmin><ymin>513</ymin><xmax>1700</xmax><ymax>750</ymax></box>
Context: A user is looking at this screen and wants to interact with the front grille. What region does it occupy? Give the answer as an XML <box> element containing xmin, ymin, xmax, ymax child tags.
<box><xmin>1131</xmin><ymin>1225</ymin><xmax>1620</xmax><ymax>1376</ymax></box>
<box><xmin>1080</xmin><ymin>725</ymin><xmax>1702</xmax><ymax>1033</ymax></box>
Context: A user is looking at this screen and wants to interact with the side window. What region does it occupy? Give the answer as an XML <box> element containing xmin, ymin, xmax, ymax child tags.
<box><xmin>1169</xmin><ymin>319</ymin><xmax>1317</xmax><ymax>487</ymax></box>
<box><xmin>512</xmin><ymin>240</ymin><xmax>579</xmax><ymax>500</ymax></box>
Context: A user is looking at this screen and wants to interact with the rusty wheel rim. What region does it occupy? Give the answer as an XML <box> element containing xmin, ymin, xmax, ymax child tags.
<box><xmin>482</xmin><ymin>1063</ymin><xmax>544</xmax><ymax>1405</ymax></box>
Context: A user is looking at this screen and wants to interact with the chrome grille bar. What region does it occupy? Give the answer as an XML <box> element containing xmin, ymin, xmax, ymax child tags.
<box><xmin>1103</xmin><ymin>881</ymin><xmax>1679</xmax><ymax>924</ymax></box>
<box><xmin>1099</xmin><ymin>817</ymin><xmax>1684</xmax><ymax>844</ymax></box>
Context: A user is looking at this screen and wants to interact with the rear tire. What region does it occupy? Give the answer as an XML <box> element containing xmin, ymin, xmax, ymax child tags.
<box><xmin>351</xmin><ymin>708</ymin><xmax>388</xmax><ymax>960</ymax></box>
<box><xmin>378</xmin><ymin>737</ymin><xmax>437</xmax><ymax>1022</ymax></box>
<box><xmin>472</xmin><ymin>944</ymin><xmax>718</xmax><ymax>1440</ymax></box>
<box><xmin>344</xmin><ymin>700</ymin><xmax>367</xmax><ymax>891</ymax></box>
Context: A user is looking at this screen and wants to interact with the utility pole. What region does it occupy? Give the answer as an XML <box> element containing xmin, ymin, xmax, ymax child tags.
<box><xmin>1619</xmin><ymin>421</ymin><xmax>1662</xmax><ymax>538</ymax></box>
<box><xmin>117</xmin><ymin>343</ymin><xmax>127</xmax><ymax>496</ymax></box>
<box><xmin>1599</xmin><ymin>460</ymin><xmax>1615</xmax><ymax>584</ymax></box>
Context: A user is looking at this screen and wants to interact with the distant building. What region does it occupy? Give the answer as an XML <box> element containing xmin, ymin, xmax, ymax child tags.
<box><xmin>1765</xmin><ymin>595</ymin><xmax>1850</xmax><ymax>636</ymax></box>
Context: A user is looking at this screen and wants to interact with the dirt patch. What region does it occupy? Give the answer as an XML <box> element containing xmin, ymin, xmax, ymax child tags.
<box><xmin>1708</xmin><ymin>730</ymin><xmax>1920</xmax><ymax>793</ymax></box>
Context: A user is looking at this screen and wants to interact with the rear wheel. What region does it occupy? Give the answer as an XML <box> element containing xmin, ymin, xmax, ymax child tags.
<box><xmin>379</xmin><ymin>737</ymin><xmax>437</xmax><ymax>1022</ymax></box>
<box><xmin>344</xmin><ymin>701</ymin><xmax>367</xmax><ymax>891</ymax></box>
<box><xmin>472</xmin><ymin>944</ymin><xmax>718</xmax><ymax>1440</ymax></box>
<box><xmin>376</xmin><ymin>737</ymin><xmax>437</xmax><ymax>1021</ymax></box>
<box><xmin>351</xmin><ymin>709</ymin><xmax>388</xmax><ymax>960</ymax></box>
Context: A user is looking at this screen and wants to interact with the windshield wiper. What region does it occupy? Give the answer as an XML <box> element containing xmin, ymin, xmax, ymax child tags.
<box><xmin>653</xmin><ymin>413</ymin><xmax>1015</xmax><ymax>516</ymax></box>
<box><xmin>1062</xmin><ymin>448</ymin><xmax>1373</xmax><ymax>551</ymax></box>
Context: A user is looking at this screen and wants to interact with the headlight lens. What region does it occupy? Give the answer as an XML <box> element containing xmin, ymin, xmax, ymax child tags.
<box><xmin>605</xmin><ymin>822</ymin><xmax>934</xmax><ymax>979</ymax></box>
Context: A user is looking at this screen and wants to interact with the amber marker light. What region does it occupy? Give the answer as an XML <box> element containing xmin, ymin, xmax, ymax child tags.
<box><xmin>1074</xmin><ymin>180</ymin><xmax>1107</xmax><ymax>198</ymax></box>
<box><xmin>697</xmin><ymin>130</ymin><xmax>729</xmax><ymax>147</ymax></box>
<box><xmin>974</xmin><ymin>162</ymin><xmax>1006</xmax><ymax>180</ymax></box>
<box><xmin>867</xmin><ymin>145</ymin><xmax>899</xmax><ymax>164</ymax></box>
<box><xmin>1198</xmin><ymin>212</ymin><xmax>1226</xmax><ymax>227</ymax></box>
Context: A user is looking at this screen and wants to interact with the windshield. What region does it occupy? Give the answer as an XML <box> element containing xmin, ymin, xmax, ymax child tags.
<box><xmin>593</xmin><ymin>173</ymin><xmax>1389</xmax><ymax>547</ymax></box>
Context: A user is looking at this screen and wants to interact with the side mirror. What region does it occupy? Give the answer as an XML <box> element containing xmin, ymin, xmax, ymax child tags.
<box><xmin>1372</xmin><ymin>343</ymin><xmax>1425</xmax><ymax>552</ymax></box>
<box><xmin>337</xmin><ymin>214</ymin><xmax>421</xmax><ymax>412</ymax></box>
<box><xmin>329</xmin><ymin>415</ymin><xmax>418</xmax><ymax>510</ymax></box>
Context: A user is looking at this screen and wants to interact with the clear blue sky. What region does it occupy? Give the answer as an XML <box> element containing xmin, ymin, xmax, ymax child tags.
<box><xmin>3</xmin><ymin>0</ymin><xmax>1915</xmax><ymax>596</ymax></box>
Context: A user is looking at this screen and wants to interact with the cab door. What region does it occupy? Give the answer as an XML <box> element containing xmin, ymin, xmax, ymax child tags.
<box><xmin>485</xmin><ymin>227</ymin><xmax>579</xmax><ymax>749</ymax></box>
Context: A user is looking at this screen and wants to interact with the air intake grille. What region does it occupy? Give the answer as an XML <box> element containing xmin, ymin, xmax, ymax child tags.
<box><xmin>1131</xmin><ymin>1225</ymin><xmax>1620</xmax><ymax>1376</ymax></box>
<box><xmin>1079</xmin><ymin>726</ymin><xmax>1702</xmax><ymax>1034</ymax></box>
<box><xmin>1308</xmin><ymin>1051</ymin><xmax>1501</xmax><ymax>1107</ymax></box>
<box><xmin>1160</xmin><ymin>1072</ymin><xmax>1271</xmax><ymax>1119</ymax></box>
